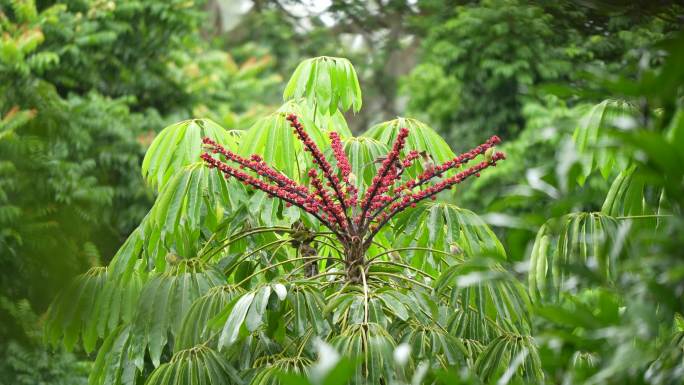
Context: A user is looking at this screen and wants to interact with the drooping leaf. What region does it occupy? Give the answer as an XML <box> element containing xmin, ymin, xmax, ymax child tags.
<box><xmin>143</xmin><ymin>162</ymin><xmax>245</xmax><ymax>267</ymax></box>
<box><xmin>142</xmin><ymin>119</ymin><xmax>237</xmax><ymax>191</ymax></box>
<box><xmin>131</xmin><ymin>259</ymin><xmax>225</xmax><ymax>366</ymax></box>
<box><xmin>144</xmin><ymin>345</ymin><xmax>242</xmax><ymax>385</ymax></box>
<box><xmin>474</xmin><ymin>334</ymin><xmax>543</xmax><ymax>384</ymax></box>
<box><xmin>331</xmin><ymin>323</ymin><xmax>396</xmax><ymax>385</ymax></box>
<box><xmin>175</xmin><ymin>285</ymin><xmax>244</xmax><ymax>351</ymax></box>
<box><xmin>528</xmin><ymin>212</ymin><xmax>622</xmax><ymax>301</ymax></box>
<box><xmin>283</xmin><ymin>56</ymin><xmax>362</xmax><ymax>114</ymax></box>
<box><xmin>572</xmin><ymin>100</ymin><xmax>636</xmax><ymax>184</ymax></box>
<box><xmin>391</xmin><ymin>202</ymin><xmax>506</xmax><ymax>273</ymax></box>
<box><xmin>343</xmin><ymin>136</ymin><xmax>389</xmax><ymax>196</ymax></box>
<box><xmin>435</xmin><ymin>258</ymin><xmax>531</xmax><ymax>335</ymax></box>
<box><xmin>363</xmin><ymin>118</ymin><xmax>455</xmax><ymax>167</ymax></box>
<box><xmin>89</xmin><ymin>325</ymin><xmax>144</xmax><ymax>385</ymax></box>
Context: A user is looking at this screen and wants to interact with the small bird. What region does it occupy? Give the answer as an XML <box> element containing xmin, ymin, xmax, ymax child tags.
<box><xmin>449</xmin><ymin>243</ymin><xmax>463</xmax><ymax>256</ymax></box>
<box><xmin>485</xmin><ymin>147</ymin><xmax>496</xmax><ymax>163</ymax></box>
<box><xmin>420</xmin><ymin>151</ymin><xmax>434</xmax><ymax>171</ymax></box>
<box><xmin>299</xmin><ymin>243</ymin><xmax>319</xmax><ymax>277</ymax></box>
<box><xmin>290</xmin><ymin>220</ymin><xmax>314</xmax><ymax>248</ymax></box>
<box><xmin>165</xmin><ymin>253</ymin><xmax>180</xmax><ymax>266</ymax></box>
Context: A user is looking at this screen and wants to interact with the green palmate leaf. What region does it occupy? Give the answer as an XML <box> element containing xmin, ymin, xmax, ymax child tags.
<box><xmin>46</xmin><ymin>229</ymin><xmax>149</xmax><ymax>353</ymax></box>
<box><xmin>144</xmin><ymin>345</ymin><xmax>242</xmax><ymax>385</ymax></box>
<box><xmin>435</xmin><ymin>258</ymin><xmax>531</xmax><ymax>335</ymax></box>
<box><xmin>90</xmin><ymin>325</ymin><xmax>144</xmax><ymax>385</ymax></box>
<box><xmin>392</xmin><ymin>203</ymin><xmax>506</xmax><ymax>273</ymax></box>
<box><xmin>401</xmin><ymin>323</ymin><xmax>469</xmax><ymax>368</ymax></box>
<box><xmin>142</xmin><ymin>162</ymin><xmax>245</xmax><ymax>268</ymax></box>
<box><xmin>528</xmin><ymin>212</ymin><xmax>622</xmax><ymax>301</ymax></box>
<box><xmin>288</xmin><ymin>284</ymin><xmax>329</xmax><ymax>337</ymax></box>
<box><xmin>211</xmin><ymin>283</ymin><xmax>293</xmax><ymax>351</ymax></box>
<box><xmin>238</xmin><ymin>100</ymin><xmax>330</xmax><ymax>182</ymax></box>
<box><xmin>363</xmin><ymin>118</ymin><xmax>455</xmax><ymax>166</ymax></box>
<box><xmin>283</xmin><ymin>56</ymin><xmax>362</xmax><ymax>114</ymax></box>
<box><xmin>131</xmin><ymin>259</ymin><xmax>225</xmax><ymax>366</ymax></box>
<box><xmin>44</xmin><ymin>265</ymin><xmax>146</xmax><ymax>354</ymax></box>
<box><xmin>343</xmin><ymin>136</ymin><xmax>389</xmax><ymax>195</ymax></box>
<box><xmin>601</xmin><ymin>165</ymin><xmax>660</xmax><ymax>217</ymax></box>
<box><xmin>142</xmin><ymin>118</ymin><xmax>238</xmax><ymax>191</ymax></box>
<box><xmin>45</xmin><ymin>266</ymin><xmax>107</xmax><ymax>352</ymax></box>
<box><xmin>572</xmin><ymin>99</ymin><xmax>636</xmax><ymax>185</ymax></box>
<box><xmin>474</xmin><ymin>334</ymin><xmax>543</xmax><ymax>384</ymax></box>
<box><xmin>252</xmin><ymin>359</ymin><xmax>311</xmax><ymax>385</ymax></box>
<box><xmin>332</xmin><ymin>323</ymin><xmax>396</xmax><ymax>385</ymax></box>
<box><xmin>176</xmin><ymin>285</ymin><xmax>244</xmax><ymax>351</ymax></box>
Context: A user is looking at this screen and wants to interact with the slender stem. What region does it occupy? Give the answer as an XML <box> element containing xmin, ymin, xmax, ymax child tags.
<box><xmin>310</xmin><ymin>239</ymin><xmax>345</xmax><ymax>256</ymax></box>
<box><xmin>366</xmin><ymin>246</ymin><xmax>453</xmax><ymax>263</ymax></box>
<box><xmin>298</xmin><ymin>270</ymin><xmax>346</xmax><ymax>281</ymax></box>
<box><xmin>369</xmin><ymin>260</ymin><xmax>435</xmax><ymax>279</ymax></box>
<box><xmin>220</xmin><ymin>239</ymin><xmax>293</xmax><ymax>276</ymax></box>
<box><xmin>359</xmin><ymin>265</ymin><xmax>369</xmax><ymax>324</ymax></box>
<box><xmin>285</xmin><ymin>259</ymin><xmax>344</xmax><ymax>280</ymax></box>
<box><xmin>326</xmin><ymin>280</ymin><xmax>351</xmax><ymax>300</ymax></box>
<box><xmin>371</xmin><ymin>271</ymin><xmax>432</xmax><ymax>290</ymax></box>
<box><xmin>615</xmin><ymin>214</ymin><xmax>673</xmax><ymax>219</ymax></box>
<box><xmin>200</xmin><ymin>227</ymin><xmax>294</xmax><ymax>260</ymax></box>
<box><xmin>235</xmin><ymin>256</ymin><xmax>340</xmax><ymax>287</ymax></box>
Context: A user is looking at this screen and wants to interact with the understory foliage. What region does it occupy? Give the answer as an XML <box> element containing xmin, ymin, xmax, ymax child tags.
<box><xmin>47</xmin><ymin>56</ymin><xmax>543</xmax><ymax>385</ymax></box>
<box><xmin>0</xmin><ymin>0</ymin><xmax>278</xmax><ymax>382</ymax></box>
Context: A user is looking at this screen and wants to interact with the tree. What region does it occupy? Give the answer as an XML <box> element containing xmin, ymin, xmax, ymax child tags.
<box><xmin>46</xmin><ymin>56</ymin><xmax>543</xmax><ymax>385</ymax></box>
<box><xmin>402</xmin><ymin>0</ymin><xmax>677</xmax><ymax>150</ymax></box>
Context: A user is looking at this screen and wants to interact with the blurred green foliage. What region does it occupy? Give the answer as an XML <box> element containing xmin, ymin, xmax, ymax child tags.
<box><xmin>403</xmin><ymin>0</ymin><xmax>677</xmax><ymax>150</ymax></box>
<box><xmin>0</xmin><ymin>0</ymin><xmax>278</xmax><ymax>382</ymax></box>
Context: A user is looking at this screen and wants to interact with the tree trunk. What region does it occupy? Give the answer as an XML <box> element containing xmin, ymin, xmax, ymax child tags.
<box><xmin>345</xmin><ymin>237</ymin><xmax>367</xmax><ymax>283</ymax></box>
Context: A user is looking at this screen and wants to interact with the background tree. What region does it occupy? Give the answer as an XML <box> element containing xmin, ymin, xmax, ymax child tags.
<box><xmin>0</xmin><ymin>0</ymin><xmax>278</xmax><ymax>382</ymax></box>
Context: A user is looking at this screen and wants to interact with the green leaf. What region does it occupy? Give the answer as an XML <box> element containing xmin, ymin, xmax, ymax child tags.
<box><xmin>363</xmin><ymin>117</ymin><xmax>455</xmax><ymax>167</ymax></box>
<box><xmin>89</xmin><ymin>326</ymin><xmax>144</xmax><ymax>385</ymax></box>
<box><xmin>144</xmin><ymin>345</ymin><xmax>242</xmax><ymax>385</ymax></box>
<box><xmin>343</xmin><ymin>136</ymin><xmax>389</xmax><ymax>196</ymax></box>
<box><xmin>143</xmin><ymin>163</ymin><xmax>244</xmax><ymax>266</ymax></box>
<box><xmin>528</xmin><ymin>212</ymin><xmax>621</xmax><ymax>301</ymax></box>
<box><xmin>436</xmin><ymin>258</ymin><xmax>531</xmax><ymax>334</ymax></box>
<box><xmin>216</xmin><ymin>291</ymin><xmax>255</xmax><ymax>350</ymax></box>
<box><xmin>142</xmin><ymin>119</ymin><xmax>237</xmax><ymax>191</ymax></box>
<box><xmin>246</xmin><ymin>286</ymin><xmax>271</xmax><ymax>332</ymax></box>
<box><xmin>131</xmin><ymin>259</ymin><xmax>225</xmax><ymax>366</ymax></box>
<box><xmin>392</xmin><ymin>203</ymin><xmax>506</xmax><ymax>271</ymax></box>
<box><xmin>283</xmin><ymin>56</ymin><xmax>362</xmax><ymax>114</ymax></box>
<box><xmin>572</xmin><ymin>100</ymin><xmax>636</xmax><ymax>184</ymax></box>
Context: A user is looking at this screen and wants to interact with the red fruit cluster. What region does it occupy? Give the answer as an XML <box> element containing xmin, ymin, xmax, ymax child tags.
<box><xmin>201</xmin><ymin>113</ymin><xmax>505</xmax><ymax>245</ymax></box>
<box><xmin>329</xmin><ymin>131</ymin><xmax>358</xmax><ymax>208</ymax></box>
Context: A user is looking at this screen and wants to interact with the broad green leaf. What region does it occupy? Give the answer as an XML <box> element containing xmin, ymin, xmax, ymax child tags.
<box><xmin>283</xmin><ymin>56</ymin><xmax>362</xmax><ymax>114</ymax></box>
<box><xmin>216</xmin><ymin>292</ymin><xmax>255</xmax><ymax>350</ymax></box>
<box><xmin>572</xmin><ymin>100</ymin><xmax>636</xmax><ymax>184</ymax></box>
<box><xmin>131</xmin><ymin>259</ymin><xmax>225</xmax><ymax>366</ymax></box>
<box><xmin>343</xmin><ymin>136</ymin><xmax>388</xmax><ymax>196</ymax></box>
<box><xmin>176</xmin><ymin>286</ymin><xmax>243</xmax><ymax>351</ymax></box>
<box><xmin>528</xmin><ymin>212</ymin><xmax>621</xmax><ymax>301</ymax></box>
<box><xmin>363</xmin><ymin>117</ymin><xmax>455</xmax><ymax>168</ymax></box>
<box><xmin>436</xmin><ymin>258</ymin><xmax>531</xmax><ymax>334</ymax></box>
<box><xmin>142</xmin><ymin>119</ymin><xmax>237</xmax><ymax>191</ymax></box>
<box><xmin>144</xmin><ymin>345</ymin><xmax>242</xmax><ymax>385</ymax></box>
